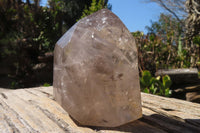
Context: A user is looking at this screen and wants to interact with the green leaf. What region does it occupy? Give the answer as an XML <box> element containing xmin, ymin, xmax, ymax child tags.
<box><xmin>143</xmin><ymin>88</ymin><xmax>149</xmax><ymax>94</ymax></box>
<box><xmin>150</xmin><ymin>77</ymin><xmax>156</xmax><ymax>84</ymax></box>
<box><xmin>149</xmin><ymin>84</ymin><xmax>154</xmax><ymax>93</ymax></box>
<box><xmin>140</xmin><ymin>77</ymin><xmax>146</xmax><ymax>89</ymax></box>
<box><xmin>149</xmin><ymin>84</ymin><xmax>157</xmax><ymax>94</ymax></box>
<box><xmin>162</xmin><ymin>75</ymin><xmax>172</xmax><ymax>89</ymax></box>
<box><xmin>165</xmin><ymin>88</ymin><xmax>171</xmax><ymax>97</ymax></box>
<box><xmin>43</xmin><ymin>83</ymin><xmax>50</xmax><ymax>87</ymax></box>
<box><xmin>141</xmin><ymin>70</ymin><xmax>152</xmax><ymax>87</ymax></box>
<box><xmin>153</xmin><ymin>87</ymin><xmax>158</xmax><ymax>94</ymax></box>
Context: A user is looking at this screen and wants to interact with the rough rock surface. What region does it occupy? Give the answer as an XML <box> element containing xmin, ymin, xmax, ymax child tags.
<box><xmin>173</xmin><ymin>85</ymin><xmax>200</xmax><ymax>103</ymax></box>
<box><xmin>53</xmin><ymin>9</ymin><xmax>142</xmax><ymax>127</ymax></box>
<box><xmin>155</xmin><ymin>68</ymin><xmax>200</xmax><ymax>85</ymax></box>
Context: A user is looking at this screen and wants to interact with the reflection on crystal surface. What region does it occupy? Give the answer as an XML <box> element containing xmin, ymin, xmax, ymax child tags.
<box><xmin>53</xmin><ymin>9</ymin><xmax>142</xmax><ymax>127</ymax></box>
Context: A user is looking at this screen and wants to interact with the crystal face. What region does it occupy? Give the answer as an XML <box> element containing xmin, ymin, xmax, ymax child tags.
<box><xmin>53</xmin><ymin>9</ymin><xmax>142</xmax><ymax>127</ymax></box>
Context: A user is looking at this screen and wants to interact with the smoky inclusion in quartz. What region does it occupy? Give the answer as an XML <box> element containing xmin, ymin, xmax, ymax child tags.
<box><xmin>53</xmin><ymin>9</ymin><xmax>142</xmax><ymax>127</ymax></box>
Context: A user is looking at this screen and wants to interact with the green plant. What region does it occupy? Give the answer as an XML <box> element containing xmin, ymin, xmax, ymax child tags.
<box><xmin>79</xmin><ymin>0</ymin><xmax>108</xmax><ymax>20</ymax></box>
<box><xmin>43</xmin><ymin>83</ymin><xmax>50</xmax><ymax>87</ymax></box>
<box><xmin>133</xmin><ymin>13</ymin><xmax>200</xmax><ymax>73</ymax></box>
<box><xmin>158</xmin><ymin>75</ymin><xmax>172</xmax><ymax>97</ymax></box>
<box><xmin>140</xmin><ymin>70</ymin><xmax>157</xmax><ymax>94</ymax></box>
<box><xmin>10</xmin><ymin>81</ymin><xmax>19</xmax><ymax>89</ymax></box>
<box><xmin>140</xmin><ymin>70</ymin><xmax>172</xmax><ymax>97</ymax></box>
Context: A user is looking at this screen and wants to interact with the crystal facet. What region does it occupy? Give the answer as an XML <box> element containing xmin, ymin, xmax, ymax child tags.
<box><xmin>53</xmin><ymin>9</ymin><xmax>142</xmax><ymax>127</ymax></box>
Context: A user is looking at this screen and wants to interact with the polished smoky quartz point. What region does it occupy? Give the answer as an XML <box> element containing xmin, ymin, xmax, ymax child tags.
<box><xmin>53</xmin><ymin>9</ymin><xmax>142</xmax><ymax>127</ymax></box>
